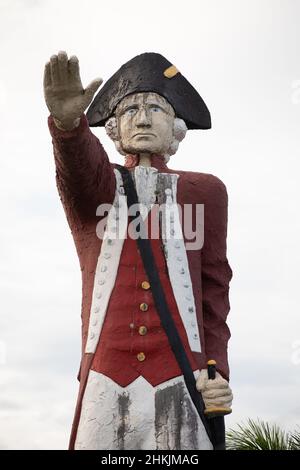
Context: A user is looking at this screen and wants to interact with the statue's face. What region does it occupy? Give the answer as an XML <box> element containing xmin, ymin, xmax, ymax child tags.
<box><xmin>116</xmin><ymin>92</ymin><xmax>175</xmax><ymax>155</ymax></box>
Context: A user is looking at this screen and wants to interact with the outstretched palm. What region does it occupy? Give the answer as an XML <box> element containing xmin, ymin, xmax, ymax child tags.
<box><xmin>43</xmin><ymin>51</ymin><xmax>102</xmax><ymax>130</ymax></box>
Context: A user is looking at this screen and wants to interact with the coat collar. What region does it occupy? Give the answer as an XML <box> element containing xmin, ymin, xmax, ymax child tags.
<box><xmin>124</xmin><ymin>154</ymin><xmax>169</xmax><ymax>172</ymax></box>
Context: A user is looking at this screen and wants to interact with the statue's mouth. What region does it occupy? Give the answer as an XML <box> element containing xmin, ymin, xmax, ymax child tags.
<box><xmin>133</xmin><ymin>133</ymin><xmax>156</xmax><ymax>138</ymax></box>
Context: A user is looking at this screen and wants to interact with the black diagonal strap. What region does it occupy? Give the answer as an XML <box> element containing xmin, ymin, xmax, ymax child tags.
<box><xmin>116</xmin><ymin>165</ymin><xmax>213</xmax><ymax>443</ymax></box>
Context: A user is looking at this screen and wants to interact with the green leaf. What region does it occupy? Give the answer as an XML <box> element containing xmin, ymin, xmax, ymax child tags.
<box><xmin>226</xmin><ymin>418</ymin><xmax>300</xmax><ymax>450</ymax></box>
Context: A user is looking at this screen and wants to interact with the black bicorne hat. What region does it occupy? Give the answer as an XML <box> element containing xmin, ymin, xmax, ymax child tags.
<box><xmin>86</xmin><ymin>53</ymin><xmax>211</xmax><ymax>130</ymax></box>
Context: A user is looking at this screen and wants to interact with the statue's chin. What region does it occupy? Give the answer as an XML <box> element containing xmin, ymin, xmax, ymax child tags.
<box><xmin>122</xmin><ymin>145</ymin><xmax>162</xmax><ymax>155</ymax></box>
<box><xmin>116</xmin><ymin>141</ymin><xmax>170</xmax><ymax>158</ymax></box>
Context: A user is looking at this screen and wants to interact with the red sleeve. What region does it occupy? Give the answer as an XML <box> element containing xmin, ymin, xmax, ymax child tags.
<box><xmin>201</xmin><ymin>175</ymin><xmax>233</xmax><ymax>381</ymax></box>
<box><xmin>48</xmin><ymin>114</ymin><xmax>116</xmax><ymax>227</ymax></box>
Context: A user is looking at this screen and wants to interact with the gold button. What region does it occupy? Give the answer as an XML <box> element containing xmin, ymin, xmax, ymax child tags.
<box><xmin>137</xmin><ymin>352</ymin><xmax>146</xmax><ymax>362</ymax></box>
<box><xmin>141</xmin><ymin>281</ymin><xmax>151</xmax><ymax>290</ymax></box>
<box><xmin>139</xmin><ymin>326</ymin><xmax>147</xmax><ymax>336</ymax></box>
<box><xmin>139</xmin><ymin>302</ymin><xmax>148</xmax><ymax>312</ymax></box>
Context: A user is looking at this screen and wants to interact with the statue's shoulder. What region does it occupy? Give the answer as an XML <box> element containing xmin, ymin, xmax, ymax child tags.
<box><xmin>171</xmin><ymin>168</ymin><xmax>228</xmax><ymax>203</ymax></box>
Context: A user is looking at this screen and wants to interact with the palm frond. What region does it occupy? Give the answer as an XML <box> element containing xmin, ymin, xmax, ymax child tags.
<box><xmin>288</xmin><ymin>427</ymin><xmax>300</xmax><ymax>450</ymax></box>
<box><xmin>226</xmin><ymin>418</ymin><xmax>291</xmax><ymax>450</ymax></box>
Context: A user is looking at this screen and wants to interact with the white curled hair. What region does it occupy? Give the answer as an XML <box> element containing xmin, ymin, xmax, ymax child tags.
<box><xmin>105</xmin><ymin>116</ymin><xmax>187</xmax><ymax>162</ymax></box>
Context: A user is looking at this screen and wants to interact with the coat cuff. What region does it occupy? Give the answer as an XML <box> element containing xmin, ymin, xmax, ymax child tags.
<box><xmin>48</xmin><ymin>114</ymin><xmax>89</xmax><ymax>140</ymax></box>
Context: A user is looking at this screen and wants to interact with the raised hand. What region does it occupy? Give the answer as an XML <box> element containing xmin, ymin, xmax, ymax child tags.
<box><xmin>43</xmin><ymin>51</ymin><xmax>102</xmax><ymax>130</ymax></box>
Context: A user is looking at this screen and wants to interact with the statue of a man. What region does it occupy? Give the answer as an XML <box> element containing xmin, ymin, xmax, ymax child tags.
<box><xmin>44</xmin><ymin>51</ymin><xmax>233</xmax><ymax>450</ymax></box>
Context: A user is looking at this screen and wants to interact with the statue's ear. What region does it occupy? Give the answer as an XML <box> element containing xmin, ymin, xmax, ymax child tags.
<box><xmin>173</xmin><ymin>118</ymin><xmax>187</xmax><ymax>142</ymax></box>
<box><xmin>105</xmin><ymin>116</ymin><xmax>119</xmax><ymax>141</ymax></box>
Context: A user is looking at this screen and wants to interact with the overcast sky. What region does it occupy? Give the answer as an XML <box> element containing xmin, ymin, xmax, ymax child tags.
<box><xmin>0</xmin><ymin>0</ymin><xmax>300</xmax><ymax>449</ymax></box>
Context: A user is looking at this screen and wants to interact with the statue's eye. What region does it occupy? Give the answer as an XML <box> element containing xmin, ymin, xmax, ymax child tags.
<box><xmin>125</xmin><ymin>107</ymin><xmax>137</xmax><ymax>116</ymax></box>
<box><xmin>151</xmin><ymin>106</ymin><xmax>161</xmax><ymax>113</ymax></box>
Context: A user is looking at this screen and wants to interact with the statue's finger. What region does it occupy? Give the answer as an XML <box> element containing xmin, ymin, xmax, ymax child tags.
<box><xmin>58</xmin><ymin>50</ymin><xmax>68</xmax><ymax>84</ymax></box>
<box><xmin>205</xmin><ymin>379</ymin><xmax>229</xmax><ymax>390</ymax></box>
<box><xmin>68</xmin><ymin>55</ymin><xmax>81</xmax><ymax>84</ymax></box>
<box><xmin>205</xmin><ymin>395</ymin><xmax>233</xmax><ymax>407</ymax></box>
<box><xmin>50</xmin><ymin>55</ymin><xmax>59</xmax><ymax>86</ymax></box>
<box><xmin>203</xmin><ymin>388</ymin><xmax>233</xmax><ymax>399</ymax></box>
<box><xmin>43</xmin><ymin>61</ymin><xmax>52</xmax><ymax>88</ymax></box>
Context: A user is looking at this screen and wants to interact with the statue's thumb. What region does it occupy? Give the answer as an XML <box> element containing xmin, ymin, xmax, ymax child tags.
<box><xmin>85</xmin><ymin>78</ymin><xmax>103</xmax><ymax>101</ymax></box>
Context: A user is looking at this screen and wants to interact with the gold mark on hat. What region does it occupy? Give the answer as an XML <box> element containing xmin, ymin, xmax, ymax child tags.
<box><xmin>163</xmin><ymin>65</ymin><xmax>179</xmax><ymax>79</ymax></box>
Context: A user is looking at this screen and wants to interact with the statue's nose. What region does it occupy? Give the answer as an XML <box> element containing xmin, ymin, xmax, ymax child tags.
<box><xmin>136</xmin><ymin>107</ymin><xmax>151</xmax><ymax>127</ymax></box>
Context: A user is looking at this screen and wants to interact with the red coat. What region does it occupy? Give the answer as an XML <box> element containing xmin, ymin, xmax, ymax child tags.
<box><xmin>48</xmin><ymin>114</ymin><xmax>232</xmax><ymax>449</ymax></box>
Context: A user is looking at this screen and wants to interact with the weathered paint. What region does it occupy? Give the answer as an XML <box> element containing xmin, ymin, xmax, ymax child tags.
<box><xmin>74</xmin><ymin>370</ymin><xmax>213</xmax><ymax>450</ymax></box>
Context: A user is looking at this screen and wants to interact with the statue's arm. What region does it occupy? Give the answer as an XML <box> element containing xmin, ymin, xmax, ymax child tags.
<box><xmin>44</xmin><ymin>51</ymin><xmax>116</xmax><ymax>225</ymax></box>
<box><xmin>201</xmin><ymin>176</ymin><xmax>233</xmax><ymax>381</ymax></box>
